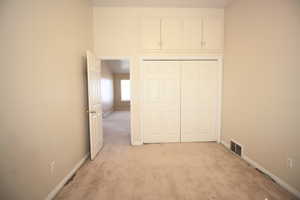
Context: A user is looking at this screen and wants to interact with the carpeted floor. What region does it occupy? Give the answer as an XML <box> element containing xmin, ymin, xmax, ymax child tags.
<box><xmin>55</xmin><ymin>111</ymin><xmax>297</xmax><ymax>200</ymax></box>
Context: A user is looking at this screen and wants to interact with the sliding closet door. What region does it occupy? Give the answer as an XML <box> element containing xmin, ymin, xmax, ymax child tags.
<box><xmin>142</xmin><ymin>61</ymin><xmax>181</xmax><ymax>143</ymax></box>
<box><xmin>181</xmin><ymin>61</ymin><xmax>219</xmax><ymax>142</ymax></box>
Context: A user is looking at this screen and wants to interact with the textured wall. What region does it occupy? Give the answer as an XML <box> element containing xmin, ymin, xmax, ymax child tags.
<box><xmin>0</xmin><ymin>0</ymin><xmax>93</xmax><ymax>199</ymax></box>
<box><xmin>223</xmin><ymin>0</ymin><xmax>300</xmax><ymax>193</ymax></box>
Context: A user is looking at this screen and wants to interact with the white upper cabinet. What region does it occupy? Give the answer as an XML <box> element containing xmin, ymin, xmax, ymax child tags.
<box><xmin>141</xmin><ymin>18</ymin><xmax>161</xmax><ymax>50</ymax></box>
<box><xmin>183</xmin><ymin>18</ymin><xmax>203</xmax><ymax>50</ymax></box>
<box><xmin>161</xmin><ymin>18</ymin><xmax>183</xmax><ymax>50</ymax></box>
<box><xmin>141</xmin><ymin>15</ymin><xmax>223</xmax><ymax>51</ymax></box>
<box><xmin>202</xmin><ymin>16</ymin><xmax>223</xmax><ymax>50</ymax></box>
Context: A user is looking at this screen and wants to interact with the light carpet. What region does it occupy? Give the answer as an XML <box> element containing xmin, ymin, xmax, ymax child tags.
<box><xmin>55</xmin><ymin>111</ymin><xmax>297</xmax><ymax>200</ymax></box>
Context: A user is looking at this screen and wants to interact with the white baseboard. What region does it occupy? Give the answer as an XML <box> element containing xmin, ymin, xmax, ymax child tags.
<box><xmin>131</xmin><ymin>139</ymin><xmax>143</xmax><ymax>146</ymax></box>
<box><xmin>221</xmin><ymin>140</ymin><xmax>230</xmax><ymax>148</ymax></box>
<box><xmin>45</xmin><ymin>153</ymin><xmax>89</xmax><ymax>200</ymax></box>
<box><xmin>221</xmin><ymin>140</ymin><xmax>300</xmax><ymax>198</ymax></box>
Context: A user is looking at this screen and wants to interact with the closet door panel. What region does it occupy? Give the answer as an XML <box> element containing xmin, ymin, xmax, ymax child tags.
<box><xmin>141</xmin><ymin>18</ymin><xmax>161</xmax><ymax>50</ymax></box>
<box><xmin>183</xmin><ymin>18</ymin><xmax>203</xmax><ymax>50</ymax></box>
<box><xmin>161</xmin><ymin>18</ymin><xmax>183</xmax><ymax>50</ymax></box>
<box><xmin>142</xmin><ymin>61</ymin><xmax>181</xmax><ymax>143</ymax></box>
<box><xmin>202</xmin><ymin>16</ymin><xmax>223</xmax><ymax>50</ymax></box>
<box><xmin>181</xmin><ymin>61</ymin><xmax>219</xmax><ymax>142</ymax></box>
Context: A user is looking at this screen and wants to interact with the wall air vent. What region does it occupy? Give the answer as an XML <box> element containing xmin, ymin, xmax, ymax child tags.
<box><xmin>230</xmin><ymin>140</ymin><xmax>242</xmax><ymax>157</ymax></box>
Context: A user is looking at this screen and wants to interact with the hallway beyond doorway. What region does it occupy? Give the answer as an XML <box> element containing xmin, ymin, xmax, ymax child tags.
<box><xmin>103</xmin><ymin>111</ymin><xmax>130</xmax><ymax>146</ymax></box>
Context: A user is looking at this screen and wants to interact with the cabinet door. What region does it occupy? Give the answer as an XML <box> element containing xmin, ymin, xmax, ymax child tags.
<box><xmin>141</xmin><ymin>18</ymin><xmax>161</xmax><ymax>50</ymax></box>
<box><xmin>202</xmin><ymin>16</ymin><xmax>223</xmax><ymax>50</ymax></box>
<box><xmin>183</xmin><ymin>18</ymin><xmax>203</xmax><ymax>50</ymax></box>
<box><xmin>142</xmin><ymin>61</ymin><xmax>181</xmax><ymax>143</ymax></box>
<box><xmin>161</xmin><ymin>18</ymin><xmax>183</xmax><ymax>50</ymax></box>
<box><xmin>181</xmin><ymin>61</ymin><xmax>219</xmax><ymax>142</ymax></box>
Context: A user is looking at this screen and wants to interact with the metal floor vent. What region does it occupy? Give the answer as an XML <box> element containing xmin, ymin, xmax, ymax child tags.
<box><xmin>230</xmin><ymin>140</ymin><xmax>242</xmax><ymax>157</ymax></box>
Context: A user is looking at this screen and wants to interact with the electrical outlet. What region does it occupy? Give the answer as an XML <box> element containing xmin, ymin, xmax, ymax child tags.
<box><xmin>287</xmin><ymin>158</ymin><xmax>294</xmax><ymax>169</ymax></box>
<box><xmin>50</xmin><ymin>161</ymin><xmax>55</xmax><ymax>174</ymax></box>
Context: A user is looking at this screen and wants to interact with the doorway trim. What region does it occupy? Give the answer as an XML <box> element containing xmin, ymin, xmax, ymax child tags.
<box><xmin>139</xmin><ymin>56</ymin><xmax>223</xmax><ymax>144</ymax></box>
<box><xmin>97</xmin><ymin>56</ymin><xmax>134</xmax><ymax>145</ymax></box>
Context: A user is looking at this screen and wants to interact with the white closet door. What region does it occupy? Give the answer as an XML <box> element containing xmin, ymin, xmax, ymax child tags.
<box><xmin>183</xmin><ymin>18</ymin><xmax>203</xmax><ymax>50</ymax></box>
<box><xmin>141</xmin><ymin>18</ymin><xmax>161</xmax><ymax>50</ymax></box>
<box><xmin>142</xmin><ymin>61</ymin><xmax>181</xmax><ymax>143</ymax></box>
<box><xmin>161</xmin><ymin>18</ymin><xmax>183</xmax><ymax>50</ymax></box>
<box><xmin>181</xmin><ymin>61</ymin><xmax>219</xmax><ymax>142</ymax></box>
<box><xmin>202</xmin><ymin>16</ymin><xmax>223</xmax><ymax>50</ymax></box>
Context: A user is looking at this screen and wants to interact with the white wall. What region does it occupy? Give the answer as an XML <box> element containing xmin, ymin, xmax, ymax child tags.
<box><xmin>101</xmin><ymin>61</ymin><xmax>114</xmax><ymax>116</ymax></box>
<box><xmin>223</xmin><ymin>0</ymin><xmax>300</xmax><ymax>193</ymax></box>
<box><xmin>93</xmin><ymin>7</ymin><xmax>224</xmax><ymax>144</ymax></box>
<box><xmin>0</xmin><ymin>0</ymin><xmax>93</xmax><ymax>199</ymax></box>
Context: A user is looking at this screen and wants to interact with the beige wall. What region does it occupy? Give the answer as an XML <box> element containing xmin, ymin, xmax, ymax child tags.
<box><xmin>223</xmin><ymin>0</ymin><xmax>300</xmax><ymax>193</ymax></box>
<box><xmin>93</xmin><ymin>7</ymin><xmax>224</xmax><ymax>144</ymax></box>
<box><xmin>0</xmin><ymin>0</ymin><xmax>93</xmax><ymax>199</ymax></box>
<box><xmin>101</xmin><ymin>61</ymin><xmax>114</xmax><ymax>116</ymax></box>
<box><xmin>114</xmin><ymin>73</ymin><xmax>130</xmax><ymax>111</ymax></box>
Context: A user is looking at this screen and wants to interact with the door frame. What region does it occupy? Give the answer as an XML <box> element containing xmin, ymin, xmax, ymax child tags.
<box><xmin>139</xmin><ymin>56</ymin><xmax>223</xmax><ymax>144</ymax></box>
<box><xmin>97</xmin><ymin>56</ymin><xmax>134</xmax><ymax>145</ymax></box>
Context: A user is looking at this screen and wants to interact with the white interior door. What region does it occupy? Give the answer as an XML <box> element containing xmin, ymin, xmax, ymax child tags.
<box><xmin>86</xmin><ymin>50</ymin><xmax>103</xmax><ymax>160</ymax></box>
<box><xmin>142</xmin><ymin>61</ymin><xmax>181</xmax><ymax>143</ymax></box>
<box><xmin>181</xmin><ymin>61</ymin><xmax>219</xmax><ymax>142</ymax></box>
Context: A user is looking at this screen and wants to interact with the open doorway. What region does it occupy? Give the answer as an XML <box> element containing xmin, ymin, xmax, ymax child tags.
<box><xmin>100</xmin><ymin>58</ymin><xmax>131</xmax><ymax>146</ymax></box>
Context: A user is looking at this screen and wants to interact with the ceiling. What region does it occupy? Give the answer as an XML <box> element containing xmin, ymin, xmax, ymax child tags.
<box><xmin>103</xmin><ymin>60</ymin><xmax>130</xmax><ymax>74</ymax></box>
<box><xmin>92</xmin><ymin>0</ymin><xmax>233</xmax><ymax>8</ymax></box>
